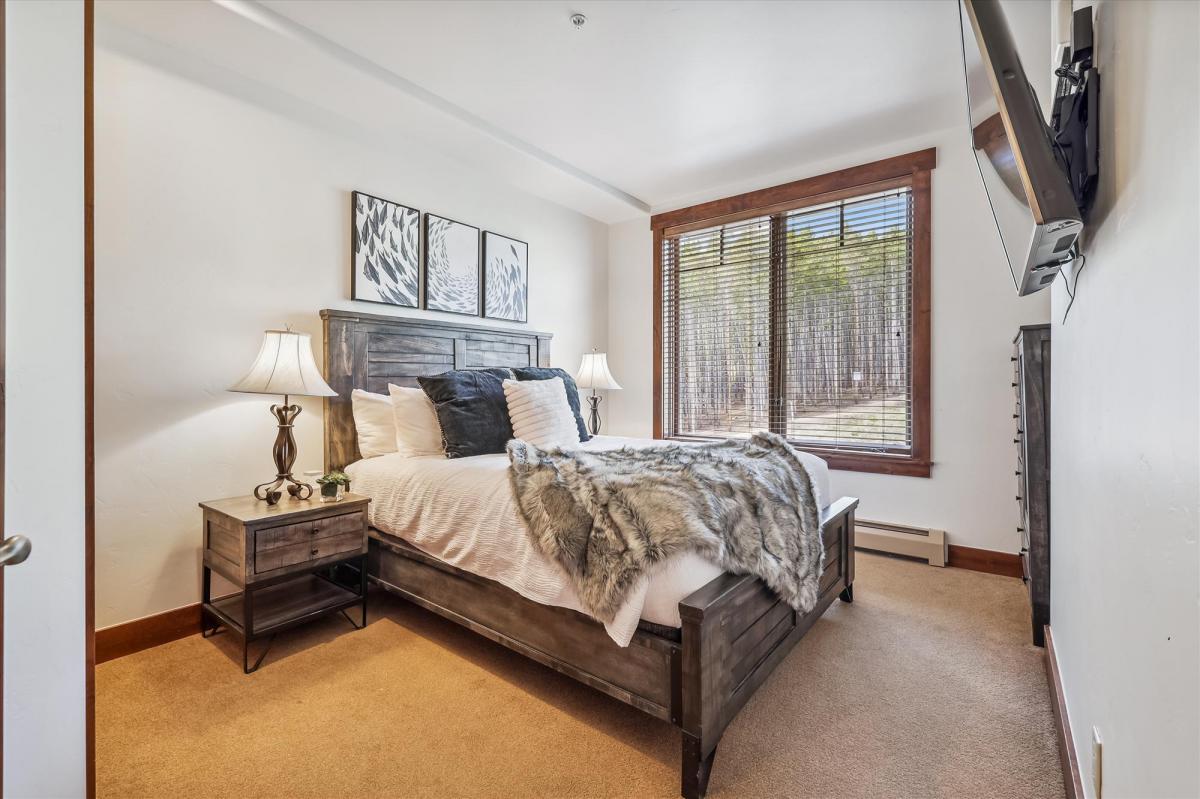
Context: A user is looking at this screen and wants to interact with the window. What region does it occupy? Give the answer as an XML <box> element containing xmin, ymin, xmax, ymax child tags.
<box><xmin>653</xmin><ymin>149</ymin><xmax>933</xmax><ymax>477</ymax></box>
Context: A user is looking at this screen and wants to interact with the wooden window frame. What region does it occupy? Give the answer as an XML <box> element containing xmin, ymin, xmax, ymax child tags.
<box><xmin>652</xmin><ymin>148</ymin><xmax>935</xmax><ymax>478</ymax></box>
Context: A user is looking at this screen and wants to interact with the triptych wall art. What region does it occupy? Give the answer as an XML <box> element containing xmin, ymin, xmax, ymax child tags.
<box><xmin>351</xmin><ymin>190</ymin><xmax>529</xmax><ymax>323</ymax></box>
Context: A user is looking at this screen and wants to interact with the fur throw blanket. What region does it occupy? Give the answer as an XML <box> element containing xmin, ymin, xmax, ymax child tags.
<box><xmin>506</xmin><ymin>432</ymin><xmax>824</xmax><ymax>624</ymax></box>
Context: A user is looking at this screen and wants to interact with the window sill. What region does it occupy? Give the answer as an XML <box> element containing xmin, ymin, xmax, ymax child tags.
<box><xmin>803</xmin><ymin>450</ymin><xmax>932</xmax><ymax>478</ymax></box>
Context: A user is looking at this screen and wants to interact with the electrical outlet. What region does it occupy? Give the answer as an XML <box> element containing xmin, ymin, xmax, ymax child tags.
<box><xmin>1091</xmin><ymin>727</ymin><xmax>1103</xmax><ymax>798</ymax></box>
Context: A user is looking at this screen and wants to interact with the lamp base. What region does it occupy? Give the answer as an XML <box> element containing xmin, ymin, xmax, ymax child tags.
<box><xmin>254</xmin><ymin>474</ymin><xmax>312</xmax><ymax>506</ymax></box>
<box><xmin>586</xmin><ymin>394</ymin><xmax>602</xmax><ymax>436</ymax></box>
<box><xmin>254</xmin><ymin>398</ymin><xmax>313</xmax><ymax>505</ymax></box>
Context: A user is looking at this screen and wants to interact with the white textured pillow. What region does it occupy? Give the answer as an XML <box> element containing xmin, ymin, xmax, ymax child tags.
<box><xmin>503</xmin><ymin>377</ymin><xmax>581</xmax><ymax>449</ymax></box>
<box><xmin>351</xmin><ymin>389</ymin><xmax>398</xmax><ymax>459</ymax></box>
<box><xmin>387</xmin><ymin>384</ymin><xmax>444</xmax><ymax>457</ymax></box>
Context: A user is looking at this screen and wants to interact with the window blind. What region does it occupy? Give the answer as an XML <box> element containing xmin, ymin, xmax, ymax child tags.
<box><xmin>661</xmin><ymin>217</ymin><xmax>772</xmax><ymax>438</ymax></box>
<box><xmin>661</xmin><ymin>187</ymin><xmax>915</xmax><ymax>454</ymax></box>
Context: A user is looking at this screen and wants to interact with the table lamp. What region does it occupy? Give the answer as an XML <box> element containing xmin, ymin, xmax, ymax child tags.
<box><xmin>574</xmin><ymin>350</ymin><xmax>622</xmax><ymax>435</ymax></box>
<box><xmin>229</xmin><ymin>328</ymin><xmax>336</xmax><ymax>504</ymax></box>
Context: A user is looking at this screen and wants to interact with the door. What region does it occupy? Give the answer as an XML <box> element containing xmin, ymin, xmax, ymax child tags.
<box><xmin>2</xmin><ymin>1</ymin><xmax>89</xmax><ymax>795</ymax></box>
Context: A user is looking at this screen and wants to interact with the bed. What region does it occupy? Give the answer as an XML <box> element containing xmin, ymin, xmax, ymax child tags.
<box><xmin>321</xmin><ymin>309</ymin><xmax>858</xmax><ymax>799</ymax></box>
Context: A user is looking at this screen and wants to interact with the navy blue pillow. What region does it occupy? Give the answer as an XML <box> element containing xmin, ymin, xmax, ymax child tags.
<box><xmin>418</xmin><ymin>368</ymin><xmax>515</xmax><ymax>458</ymax></box>
<box><xmin>511</xmin><ymin>367</ymin><xmax>592</xmax><ymax>442</ymax></box>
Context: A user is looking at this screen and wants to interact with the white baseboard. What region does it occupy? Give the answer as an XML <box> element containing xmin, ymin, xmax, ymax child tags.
<box><xmin>855</xmin><ymin>519</ymin><xmax>946</xmax><ymax>566</ymax></box>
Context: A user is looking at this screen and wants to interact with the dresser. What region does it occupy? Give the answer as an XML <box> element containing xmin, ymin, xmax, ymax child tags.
<box><xmin>1013</xmin><ymin>325</ymin><xmax>1050</xmax><ymax>646</ymax></box>
<box><xmin>200</xmin><ymin>494</ymin><xmax>370</xmax><ymax>672</ymax></box>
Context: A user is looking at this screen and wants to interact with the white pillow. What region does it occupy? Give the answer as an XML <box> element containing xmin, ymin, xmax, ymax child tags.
<box><xmin>351</xmin><ymin>389</ymin><xmax>398</xmax><ymax>459</ymax></box>
<box><xmin>503</xmin><ymin>377</ymin><xmax>581</xmax><ymax>449</ymax></box>
<box><xmin>387</xmin><ymin>384</ymin><xmax>444</xmax><ymax>457</ymax></box>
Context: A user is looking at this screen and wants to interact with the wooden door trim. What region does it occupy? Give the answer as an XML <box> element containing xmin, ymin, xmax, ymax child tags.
<box><xmin>84</xmin><ymin>1</ymin><xmax>96</xmax><ymax>795</ymax></box>
<box><xmin>1</xmin><ymin>0</ymin><xmax>7</xmax><ymax>787</ymax></box>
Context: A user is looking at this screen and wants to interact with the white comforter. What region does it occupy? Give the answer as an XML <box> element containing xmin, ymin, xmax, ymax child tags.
<box><xmin>347</xmin><ymin>435</ymin><xmax>830</xmax><ymax>646</ymax></box>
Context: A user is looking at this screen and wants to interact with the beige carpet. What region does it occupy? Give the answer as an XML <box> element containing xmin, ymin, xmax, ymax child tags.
<box><xmin>97</xmin><ymin>554</ymin><xmax>1064</xmax><ymax>798</ymax></box>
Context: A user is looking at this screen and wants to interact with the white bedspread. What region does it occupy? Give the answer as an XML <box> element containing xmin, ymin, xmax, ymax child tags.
<box><xmin>347</xmin><ymin>435</ymin><xmax>830</xmax><ymax>646</ymax></box>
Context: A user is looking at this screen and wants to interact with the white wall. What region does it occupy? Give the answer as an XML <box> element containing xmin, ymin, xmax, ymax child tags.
<box><xmin>608</xmin><ymin>0</ymin><xmax>1051</xmax><ymax>555</ymax></box>
<box><xmin>608</xmin><ymin>124</ymin><xmax>1051</xmax><ymax>554</ymax></box>
<box><xmin>4</xmin><ymin>1</ymin><xmax>88</xmax><ymax>795</ymax></box>
<box><xmin>1048</xmin><ymin>2</ymin><xmax>1200</xmax><ymax>797</ymax></box>
<box><xmin>95</xmin><ymin>47</ymin><xmax>609</xmax><ymax>628</ymax></box>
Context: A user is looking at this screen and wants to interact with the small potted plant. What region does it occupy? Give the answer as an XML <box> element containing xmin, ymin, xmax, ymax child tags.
<box><xmin>316</xmin><ymin>471</ymin><xmax>350</xmax><ymax>503</ymax></box>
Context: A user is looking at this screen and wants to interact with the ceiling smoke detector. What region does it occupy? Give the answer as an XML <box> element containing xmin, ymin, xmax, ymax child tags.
<box><xmin>570</xmin><ymin>13</ymin><xmax>587</xmax><ymax>29</ymax></box>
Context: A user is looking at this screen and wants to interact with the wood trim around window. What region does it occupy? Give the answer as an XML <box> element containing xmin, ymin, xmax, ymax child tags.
<box><xmin>651</xmin><ymin>148</ymin><xmax>935</xmax><ymax>478</ymax></box>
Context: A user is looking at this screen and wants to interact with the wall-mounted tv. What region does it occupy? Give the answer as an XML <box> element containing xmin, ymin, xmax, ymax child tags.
<box><xmin>959</xmin><ymin>0</ymin><xmax>1097</xmax><ymax>296</ymax></box>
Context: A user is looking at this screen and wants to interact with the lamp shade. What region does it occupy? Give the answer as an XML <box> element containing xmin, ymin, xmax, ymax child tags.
<box><xmin>228</xmin><ymin>330</ymin><xmax>336</xmax><ymax>398</ymax></box>
<box><xmin>575</xmin><ymin>352</ymin><xmax>622</xmax><ymax>391</ymax></box>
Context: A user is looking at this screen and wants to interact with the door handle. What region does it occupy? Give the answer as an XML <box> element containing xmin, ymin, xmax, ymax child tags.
<box><xmin>0</xmin><ymin>535</ymin><xmax>32</xmax><ymax>567</ymax></box>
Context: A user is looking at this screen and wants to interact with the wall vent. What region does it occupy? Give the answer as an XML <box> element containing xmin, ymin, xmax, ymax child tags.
<box><xmin>855</xmin><ymin>519</ymin><xmax>947</xmax><ymax>566</ymax></box>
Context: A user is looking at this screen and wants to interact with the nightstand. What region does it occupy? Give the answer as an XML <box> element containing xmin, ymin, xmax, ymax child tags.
<box><xmin>199</xmin><ymin>493</ymin><xmax>371</xmax><ymax>673</ymax></box>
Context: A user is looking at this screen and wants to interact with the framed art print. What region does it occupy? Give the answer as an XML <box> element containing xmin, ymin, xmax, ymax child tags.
<box><xmin>424</xmin><ymin>213</ymin><xmax>480</xmax><ymax>316</ymax></box>
<box><xmin>483</xmin><ymin>231</ymin><xmax>529</xmax><ymax>323</ymax></box>
<box><xmin>351</xmin><ymin>190</ymin><xmax>420</xmax><ymax>308</ymax></box>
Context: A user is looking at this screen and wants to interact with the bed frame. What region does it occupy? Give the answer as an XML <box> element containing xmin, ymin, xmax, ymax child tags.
<box><xmin>320</xmin><ymin>309</ymin><xmax>857</xmax><ymax>799</ymax></box>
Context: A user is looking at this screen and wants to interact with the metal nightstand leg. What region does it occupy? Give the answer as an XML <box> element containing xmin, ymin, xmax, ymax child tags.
<box><xmin>338</xmin><ymin>609</ymin><xmax>365</xmax><ymax>630</ymax></box>
<box><xmin>201</xmin><ymin>614</ymin><xmax>225</xmax><ymax>638</ymax></box>
<box><xmin>243</xmin><ymin>634</ymin><xmax>276</xmax><ymax>674</ymax></box>
<box><xmin>337</xmin><ymin>555</ymin><xmax>369</xmax><ymax>630</ymax></box>
<box><xmin>360</xmin><ymin>553</ymin><xmax>368</xmax><ymax>627</ymax></box>
<box><xmin>200</xmin><ymin>566</ymin><xmax>224</xmax><ymax>638</ymax></box>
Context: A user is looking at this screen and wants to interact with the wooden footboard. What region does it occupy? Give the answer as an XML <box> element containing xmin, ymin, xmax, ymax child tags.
<box><xmin>678</xmin><ymin>497</ymin><xmax>858</xmax><ymax>798</ymax></box>
<box><xmin>369</xmin><ymin>533</ymin><xmax>678</xmax><ymax>720</ymax></box>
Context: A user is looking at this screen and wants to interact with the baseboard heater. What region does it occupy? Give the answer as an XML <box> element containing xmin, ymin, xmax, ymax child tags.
<box><xmin>855</xmin><ymin>519</ymin><xmax>946</xmax><ymax>567</ymax></box>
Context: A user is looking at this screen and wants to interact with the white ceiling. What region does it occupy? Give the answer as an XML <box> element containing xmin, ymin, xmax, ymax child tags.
<box><xmin>96</xmin><ymin>0</ymin><xmax>1039</xmax><ymax>223</ymax></box>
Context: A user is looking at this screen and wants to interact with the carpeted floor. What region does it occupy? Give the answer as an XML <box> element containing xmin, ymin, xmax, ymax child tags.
<box><xmin>97</xmin><ymin>553</ymin><xmax>1064</xmax><ymax>798</ymax></box>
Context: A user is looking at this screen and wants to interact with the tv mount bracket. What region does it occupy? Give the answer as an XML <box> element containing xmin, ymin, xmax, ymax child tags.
<box><xmin>1050</xmin><ymin>5</ymin><xmax>1099</xmax><ymax>218</ymax></box>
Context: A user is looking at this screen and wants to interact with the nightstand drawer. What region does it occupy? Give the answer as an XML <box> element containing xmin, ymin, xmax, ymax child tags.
<box><xmin>313</xmin><ymin>530</ymin><xmax>364</xmax><ymax>560</ymax></box>
<box><xmin>254</xmin><ymin>530</ymin><xmax>363</xmax><ymax>574</ymax></box>
<box><xmin>255</xmin><ymin>511</ymin><xmax>364</xmax><ymax>552</ymax></box>
<box><xmin>253</xmin><ymin>510</ymin><xmax>365</xmax><ymax>575</ymax></box>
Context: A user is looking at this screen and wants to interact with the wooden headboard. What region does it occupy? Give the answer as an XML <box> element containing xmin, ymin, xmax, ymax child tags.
<box><xmin>320</xmin><ymin>309</ymin><xmax>552</xmax><ymax>469</ymax></box>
